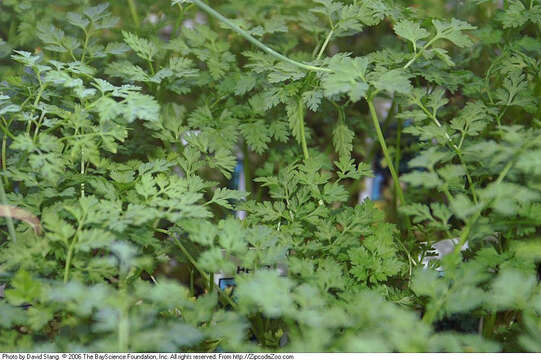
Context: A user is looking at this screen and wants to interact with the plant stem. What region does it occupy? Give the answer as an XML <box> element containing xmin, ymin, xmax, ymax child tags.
<box><xmin>28</xmin><ymin>85</ymin><xmax>45</xmax><ymax>134</ymax></box>
<box><xmin>242</xmin><ymin>142</ymin><xmax>253</xmax><ymax>194</ymax></box>
<box><xmin>0</xmin><ymin>117</ymin><xmax>16</xmax><ymax>140</ymax></box>
<box><xmin>33</xmin><ymin>110</ymin><xmax>46</xmax><ymax>142</ymax></box>
<box><xmin>190</xmin><ymin>0</ymin><xmax>330</xmax><ymax>73</ymax></box>
<box><xmin>175</xmin><ymin>3</ymin><xmax>195</xmax><ymax>32</ymax></box>
<box><xmin>172</xmin><ymin>235</ymin><xmax>237</xmax><ymax>309</ymax></box>
<box><xmin>2</xmin><ymin>134</ymin><xmax>7</xmax><ymax>173</ymax></box>
<box><xmin>481</xmin><ymin>312</ymin><xmax>497</xmax><ymax>338</ymax></box>
<box><xmin>189</xmin><ymin>268</ymin><xmax>195</xmax><ymax>296</ymax></box>
<box><xmin>452</xmin><ymin>157</ymin><xmax>515</xmax><ymax>258</ymax></box>
<box><xmin>81</xmin><ymin>150</ymin><xmax>85</xmax><ymax>198</ymax></box>
<box><xmin>394</xmin><ymin>116</ymin><xmax>403</xmax><ymax>215</ymax></box>
<box><xmin>298</xmin><ymin>99</ymin><xmax>310</xmax><ymax>160</ymax></box>
<box><xmin>174</xmin><ymin>237</ymin><xmax>207</xmax><ymax>282</ymax></box>
<box><xmin>118</xmin><ymin>290</ymin><xmax>130</xmax><ymax>352</ymax></box>
<box><xmin>128</xmin><ymin>0</ymin><xmax>140</xmax><ymax>28</ymax></box>
<box><xmin>81</xmin><ymin>30</ymin><xmax>90</xmax><ymax>63</ymax></box>
<box><xmin>63</xmin><ymin>240</ymin><xmax>76</xmax><ymax>283</ymax></box>
<box><xmin>414</xmin><ymin>99</ymin><xmax>479</xmax><ymax>204</ymax></box>
<box><xmin>316</xmin><ymin>29</ymin><xmax>334</xmax><ymax>61</ymax></box>
<box><xmin>403</xmin><ymin>36</ymin><xmax>438</xmax><ymax>69</ymax></box>
<box><xmin>0</xmin><ymin>176</ymin><xmax>16</xmax><ymax>243</ymax></box>
<box><xmin>368</xmin><ymin>97</ymin><xmax>406</xmax><ymax>207</ymax></box>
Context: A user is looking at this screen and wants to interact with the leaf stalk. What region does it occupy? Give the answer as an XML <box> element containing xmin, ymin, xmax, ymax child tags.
<box><xmin>190</xmin><ymin>0</ymin><xmax>330</xmax><ymax>73</ymax></box>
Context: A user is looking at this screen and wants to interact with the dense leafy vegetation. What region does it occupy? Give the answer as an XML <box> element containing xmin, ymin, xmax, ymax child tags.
<box><xmin>0</xmin><ymin>0</ymin><xmax>540</xmax><ymax>352</ymax></box>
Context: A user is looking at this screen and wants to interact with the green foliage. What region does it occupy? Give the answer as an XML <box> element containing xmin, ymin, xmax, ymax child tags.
<box><xmin>0</xmin><ymin>0</ymin><xmax>540</xmax><ymax>353</ymax></box>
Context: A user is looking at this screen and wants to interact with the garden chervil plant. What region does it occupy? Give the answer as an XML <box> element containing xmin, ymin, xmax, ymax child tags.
<box><xmin>0</xmin><ymin>0</ymin><xmax>540</xmax><ymax>353</ymax></box>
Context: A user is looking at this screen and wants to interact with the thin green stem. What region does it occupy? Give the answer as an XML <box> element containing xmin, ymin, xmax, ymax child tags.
<box><xmin>190</xmin><ymin>0</ymin><xmax>330</xmax><ymax>73</ymax></box>
<box><xmin>189</xmin><ymin>268</ymin><xmax>195</xmax><ymax>296</ymax></box>
<box><xmin>414</xmin><ymin>99</ymin><xmax>479</xmax><ymax>204</ymax></box>
<box><xmin>8</xmin><ymin>20</ymin><xmax>17</xmax><ymax>44</ymax></box>
<box><xmin>397</xmin><ymin>236</ymin><xmax>415</xmax><ymax>284</ymax></box>
<box><xmin>80</xmin><ymin>30</ymin><xmax>90</xmax><ymax>63</ymax></box>
<box><xmin>63</xmin><ymin>240</ymin><xmax>76</xmax><ymax>283</ymax></box>
<box><xmin>174</xmin><ymin>236</ymin><xmax>206</xmax><ymax>281</ymax></box>
<box><xmin>242</xmin><ymin>142</ymin><xmax>253</xmax><ymax>194</ymax></box>
<box><xmin>2</xmin><ymin>134</ymin><xmax>7</xmax><ymax>173</ymax></box>
<box><xmin>394</xmin><ymin>116</ymin><xmax>403</xmax><ymax>215</ymax></box>
<box><xmin>28</xmin><ymin>85</ymin><xmax>45</xmax><ymax>134</ymax></box>
<box><xmin>481</xmin><ymin>313</ymin><xmax>497</xmax><ymax>338</ymax></box>
<box><xmin>128</xmin><ymin>0</ymin><xmax>140</xmax><ymax>28</ymax></box>
<box><xmin>147</xmin><ymin>60</ymin><xmax>155</xmax><ymax>76</ymax></box>
<box><xmin>452</xmin><ymin>157</ymin><xmax>515</xmax><ymax>259</ymax></box>
<box><xmin>0</xmin><ymin>177</ymin><xmax>17</xmax><ymax>243</ymax></box>
<box><xmin>69</xmin><ymin>49</ymin><xmax>77</xmax><ymax>62</ymax></box>
<box><xmin>422</xmin><ymin>274</ymin><xmax>462</xmax><ymax>324</ymax></box>
<box><xmin>0</xmin><ymin>117</ymin><xmax>16</xmax><ymax>140</ymax></box>
<box><xmin>495</xmin><ymin>106</ymin><xmax>508</xmax><ymax>129</ymax></box>
<box><xmin>298</xmin><ymin>99</ymin><xmax>310</xmax><ymax>160</ymax></box>
<box><xmin>172</xmin><ymin>236</ymin><xmax>237</xmax><ymax>309</ymax></box>
<box><xmin>368</xmin><ymin>97</ymin><xmax>406</xmax><ymax>207</ymax></box>
<box><xmin>403</xmin><ymin>36</ymin><xmax>439</xmax><ymax>69</ymax></box>
<box><xmin>316</xmin><ymin>29</ymin><xmax>334</xmax><ymax>61</ymax></box>
<box><xmin>33</xmin><ymin>110</ymin><xmax>46</xmax><ymax>142</ymax></box>
<box><xmin>175</xmin><ymin>3</ymin><xmax>195</xmax><ymax>32</ymax></box>
<box><xmin>118</xmin><ymin>290</ymin><xmax>130</xmax><ymax>352</ymax></box>
<box><xmin>81</xmin><ymin>150</ymin><xmax>85</xmax><ymax>198</ymax></box>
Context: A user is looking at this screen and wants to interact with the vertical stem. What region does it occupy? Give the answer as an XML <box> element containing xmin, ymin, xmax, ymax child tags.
<box><xmin>81</xmin><ymin>149</ymin><xmax>85</xmax><ymax>198</ymax></box>
<box><xmin>482</xmin><ymin>313</ymin><xmax>497</xmax><ymax>338</ymax></box>
<box><xmin>298</xmin><ymin>99</ymin><xmax>310</xmax><ymax>160</ymax></box>
<box><xmin>253</xmin><ymin>316</ymin><xmax>266</xmax><ymax>346</ymax></box>
<box><xmin>8</xmin><ymin>20</ymin><xmax>17</xmax><ymax>44</ymax></box>
<box><xmin>456</xmin><ymin>152</ymin><xmax>478</xmax><ymax>204</ymax></box>
<box><xmin>128</xmin><ymin>0</ymin><xmax>140</xmax><ymax>28</ymax></box>
<box><xmin>242</xmin><ymin>142</ymin><xmax>253</xmax><ymax>194</ymax></box>
<box><xmin>175</xmin><ymin>4</ymin><xmax>185</xmax><ymax>33</ymax></box>
<box><xmin>368</xmin><ymin>98</ymin><xmax>406</xmax><ymax>207</ymax></box>
<box><xmin>2</xmin><ymin>134</ymin><xmax>7</xmax><ymax>173</ymax></box>
<box><xmin>189</xmin><ymin>268</ymin><xmax>195</xmax><ymax>296</ymax></box>
<box><xmin>28</xmin><ymin>85</ymin><xmax>45</xmax><ymax>134</ymax></box>
<box><xmin>147</xmin><ymin>60</ymin><xmax>155</xmax><ymax>76</ymax></box>
<box><xmin>394</xmin><ymin>116</ymin><xmax>403</xmax><ymax>215</ymax></box>
<box><xmin>80</xmin><ymin>30</ymin><xmax>90</xmax><ymax>63</ymax></box>
<box><xmin>394</xmin><ymin>117</ymin><xmax>402</xmax><ymax>176</ymax></box>
<box><xmin>33</xmin><ymin>111</ymin><xmax>46</xmax><ymax>142</ymax></box>
<box><xmin>118</xmin><ymin>293</ymin><xmax>130</xmax><ymax>352</ymax></box>
<box><xmin>63</xmin><ymin>241</ymin><xmax>76</xmax><ymax>283</ymax></box>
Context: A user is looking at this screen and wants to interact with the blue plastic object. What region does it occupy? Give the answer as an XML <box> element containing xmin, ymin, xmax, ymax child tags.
<box><xmin>231</xmin><ymin>160</ymin><xmax>243</xmax><ymax>191</ymax></box>
<box><xmin>370</xmin><ymin>172</ymin><xmax>385</xmax><ymax>200</ymax></box>
<box><xmin>218</xmin><ymin>277</ymin><xmax>236</xmax><ymax>291</ymax></box>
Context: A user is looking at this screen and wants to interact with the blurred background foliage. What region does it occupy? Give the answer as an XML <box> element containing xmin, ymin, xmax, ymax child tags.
<box><xmin>0</xmin><ymin>0</ymin><xmax>540</xmax><ymax>353</ymax></box>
